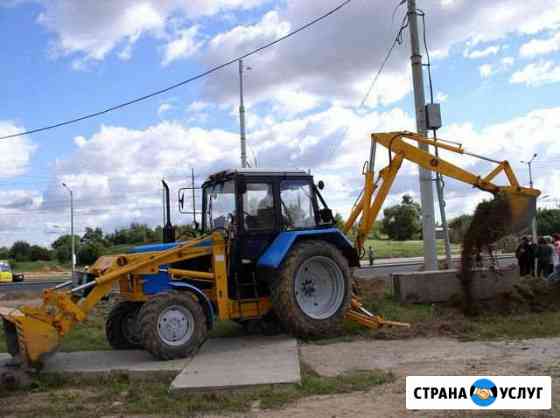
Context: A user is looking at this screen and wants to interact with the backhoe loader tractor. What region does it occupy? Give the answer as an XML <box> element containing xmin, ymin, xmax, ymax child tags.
<box><xmin>0</xmin><ymin>131</ymin><xmax>539</xmax><ymax>383</ymax></box>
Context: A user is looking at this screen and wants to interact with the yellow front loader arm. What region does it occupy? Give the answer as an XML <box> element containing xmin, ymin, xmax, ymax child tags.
<box><xmin>344</xmin><ymin>131</ymin><xmax>540</xmax><ymax>254</ymax></box>
<box><xmin>0</xmin><ymin>233</ymin><xmax>223</xmax><ymax>369</ymax></box>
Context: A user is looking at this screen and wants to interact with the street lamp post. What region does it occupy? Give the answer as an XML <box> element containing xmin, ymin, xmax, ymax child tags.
<box><xmin>61</xmin><ymin>183</ymin><xmax>75</xmax><ymax>274</ymax></box>
<box><xmin>521</xmin><ymin>153</ymin><xmax>538</xmax><ymax>243</ymax></box>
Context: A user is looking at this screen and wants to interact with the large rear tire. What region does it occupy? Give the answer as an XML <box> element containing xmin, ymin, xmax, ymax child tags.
<box><xmin>106</xmin><ymin>301</ymin><xmax>143</xmax><ymax>350</ymax></box>
<box><xmin>271</xmin><ymin>240</ymin><xmax>352</xmax><ymax>337</ymax></box>
<box><xmin>138</xmin><ymin>292</ymin><xmax>208</xmax><ymax>360</ymax></box>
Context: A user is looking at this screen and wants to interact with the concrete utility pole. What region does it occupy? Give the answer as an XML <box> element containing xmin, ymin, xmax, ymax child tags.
<box><xmin>407</xmin><ymin>0</ymin><xmax>438</xmax><ymax>270</ymax></box>
<box><xmin>521</xmin><ymin>153</ymin><xmax>538</xmax><ymax>242</ymax></box>
<box><xmin>238</xmin><ymin>59</ymin><xmax>248</xmax><ymax>168</ymax></box>
<box><xmin>61</xmin><ymin>183</ymin><xmax>75</xmax><ymax>274</ymax></box>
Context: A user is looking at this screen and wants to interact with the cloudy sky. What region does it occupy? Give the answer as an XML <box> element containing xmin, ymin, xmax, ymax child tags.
<box><xmin>1</xmin><ymin>0</ymin><xmax>560</xmax><ymax>247</ymax></box>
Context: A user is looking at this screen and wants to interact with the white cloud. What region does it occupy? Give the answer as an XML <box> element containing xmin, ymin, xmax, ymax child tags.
<box><xmin>197</xmin><ymin>0</ymin><xmax>560</xmax><ymax>111</ymax></box>
<box><xmin>501</xmin><ymin>56</ymin><xmax>515</xmax><ymax>66</ymax></box>
<box><xmin>0</xmin><ymin>122</ymin><xmax>36</xmax><ymax>178</ymax></box>
<box><xmin>510</xmin><ymin>60</ymin><xmax>560</xmax><ymax>86</ymax></box>
<box><xmin>519</xmin><ymin>31</ymin><xmax>560</xmax><ymax>58</ymax></box>
<box><xmin>34</xmin><ymin>0</ymin><xmax>268</xmax><ymax>64</ymax></box>
<box><xmin>187</xmin><ymin>101</ymin><xmax>211</xmax><ymax>113</ymax></box>
<box><xmin>479</xmin><ymin>64</ymin><xmax>494</xmax><ymax>78</ymax></box>
<box><xmin>162</xmin><ymin>26</ymin><xmax>203</xmax><ymax>66</ymax></box>
<box><xmin>464</xmin><ymin>45</ymin><xmax>501</xmax><ymax>59</ymax></box>
<box><xmin>269</xmin><ymin>86</ymin><xmax>322</xmax><ymax>116</ymax></box>
<box><xmin>158</xmin><ymin>103</ymin><xmax>174</xmax><ymax>116</ymax></box>
<box><xmin>4</xmin><ymin>105</ymin><xmax>560</xmax><ymax>246</ymax></box>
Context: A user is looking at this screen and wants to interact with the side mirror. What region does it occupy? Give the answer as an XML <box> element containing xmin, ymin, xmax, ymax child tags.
<box><xmin>317</xmin><ymin>180</ymin><xmax>325</xmax><ymax>190</ymax></box>
<box><xmin>319</xmin><ymin>208</ymin><xmax>334</xmax><ymax>224</ymax></box>
<box><xmin>178</xmin><ymin>187</ymin><xmax>202</xmax><ymax>226</ymax></box>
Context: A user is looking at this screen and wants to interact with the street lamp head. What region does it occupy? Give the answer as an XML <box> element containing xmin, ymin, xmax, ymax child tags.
<box><xmin>61</xmin><ymin>182</ymin><xmax>67</xmax><ymax>187</ymax></box>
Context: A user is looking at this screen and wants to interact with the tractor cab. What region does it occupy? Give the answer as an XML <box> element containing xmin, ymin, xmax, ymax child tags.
<box><xmin>198</xmin><ymin>169</ymin><xmax>335</xmax><ymax>262</ymax></box>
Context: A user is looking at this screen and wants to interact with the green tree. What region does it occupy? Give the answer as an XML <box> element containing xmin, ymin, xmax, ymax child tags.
<box><xmin>77</xmin><ymin>242</ymin><xmax>105</xmax><ymax>266</ymax></box>
<box><xmin>9</xmin><ymin>241</ymin><xmax>32</xmax><ymax>262</ymax></box>
<box><xmin>0</xmin><ymin>247</ymin><xmax>9</xmax><ymax>260</ymax></box>
<box><xmin>52</xmin><ymin>234</ymin><xmax>79</xmax><ymax>263</ymax></box>
<box><xmin>334</xmin><ymin>213</ymin><xmax>345</xmax><ymax>230</ymax></box>
<box><xmin>537</xmin><ymin>208</ymin><xmax>560</xmax><ymax>236</ymax></box>
<box><xmin>381</xmin><ymin>195</ymin><xmax>422</xmax><ymax>241</ymax></box>
<box><xmin>81</xmin><ymin>227</ymin><xmax>107</xmax><ymax>246</ymax></box>
<box><xmin>30</xmin><ymin>245</ymin><xmax>52</xmax><ymax>261</ymax></box>
<box><xmin>448</xmin><ymin>214</ymin><xmax>473</xmax><ymax>244</ymax></box>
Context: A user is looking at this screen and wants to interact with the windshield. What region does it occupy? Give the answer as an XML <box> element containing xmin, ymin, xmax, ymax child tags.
<box><xmin>0</xmin><ymin>264</ymin><xmax>10</xmax><ymax>272</ymax></box>
<box><xmin>205</xmin><ymin>180</ymin><xmax>235</xmax><ymax>230</ymax></box>
<box><xmin>280</xmin><ymin>180</ymin><xmax>316</xmax><ymax>229</ymax></box>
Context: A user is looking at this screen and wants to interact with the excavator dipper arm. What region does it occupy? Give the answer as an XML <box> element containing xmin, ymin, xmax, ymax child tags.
<box><xmin>344</xmin><ymin>131</ymin><xmax>540</xmax><ymax>254</ymax></box>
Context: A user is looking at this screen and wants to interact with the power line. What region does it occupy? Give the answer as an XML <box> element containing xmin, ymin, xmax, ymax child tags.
<box><xmin>359</xmin><ymin>11</ymin><xmax>408</xmax><ymax>107</ymax></box>
<box><xmin>0</xmin><ymin>0</ymin><xmax>352</xmax><ymax>142</ymax></box>
<box><xmin>324</xmin><ymin>8</ymin><xmax>408</xmax><ymax>162</ymax></box>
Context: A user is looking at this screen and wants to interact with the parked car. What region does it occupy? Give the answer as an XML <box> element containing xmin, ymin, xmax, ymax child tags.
<box><xmin>0</xmin><ymin>261</ymin><xmax>24</xmax><ymax>283</ymax></box>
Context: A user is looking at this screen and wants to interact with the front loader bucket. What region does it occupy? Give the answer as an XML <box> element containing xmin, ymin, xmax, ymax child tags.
<box><xmin>0</xmin><ymin>307</ymin><xmax>60</xmax><ymax>370</ymax></box>
<box><xmin>504</xmin><ymin>191</ymin><xmax>538</xmax><ymax>234</ymax></box>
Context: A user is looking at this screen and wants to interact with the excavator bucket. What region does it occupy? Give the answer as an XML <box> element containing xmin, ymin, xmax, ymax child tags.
<box><xmin>504</xmin><ymin>191</ymin><xmax>538</xmax><ymax>234</ymax></box>
<box><xmin>0</xmin><ymin>307</ymin><xmax>60</xmax><ymax>369</ymax></box>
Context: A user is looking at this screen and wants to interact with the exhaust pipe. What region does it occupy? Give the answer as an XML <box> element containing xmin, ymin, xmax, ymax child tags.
<box><xmin>162</xmin><ymin>180</ymin><xmax>176</xmax><ymax>243</ymax></box>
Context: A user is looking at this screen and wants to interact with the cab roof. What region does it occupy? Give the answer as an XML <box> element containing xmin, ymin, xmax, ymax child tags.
<box><xmin>205</xmin><ymin>168</ymin><xmax>311</xmax><ymax>183</ymax></box>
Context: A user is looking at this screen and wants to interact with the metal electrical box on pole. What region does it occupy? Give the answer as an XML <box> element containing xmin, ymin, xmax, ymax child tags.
<box><xmin>407</xmin><ymin>0</ymin><xmax>438</xmax><ymax>271</ymax></box>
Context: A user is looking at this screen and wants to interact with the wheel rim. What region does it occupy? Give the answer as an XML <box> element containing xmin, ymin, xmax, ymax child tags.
<box><xmin>294</xmin><ymin>256</ymin><xmax>345</xmax><ymax>320</ymax></box>
<box><xmin>157</xmin><ymin>305</ymin><xmax>195</xmax><ymax>346</ymax></box>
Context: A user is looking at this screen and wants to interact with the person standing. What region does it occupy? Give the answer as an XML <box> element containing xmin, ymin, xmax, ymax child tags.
<box><xmin>551</xmin><ymin>234</ymin><xmax>560</xmax><ymax>280</ymax></box>
<box><xmin>536</xmin><ymin>237</ymin><xmax>553</xmax><ymax>278</ymax></box>
<box><xmin>515</xmin><ymin>236</ymin><xmax>530</xmax><ymax>276</ymax></box>
<box><xmin>547</xmin><ymin>236</ymin><xmax>557</xmax><ymax>278</ymax></box>
<box><xmin>528</xmin><ymin>236</ymin><xmax>537</xmax><ymax>277</ymax></box>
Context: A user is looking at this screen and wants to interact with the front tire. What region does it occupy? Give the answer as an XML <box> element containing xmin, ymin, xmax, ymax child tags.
<box><xmin>138</xmin><ymin>292</ymin><xmax>208</xmax><ymax>360</ymax></box>
<box><xmin>271</xmin><ymin>240</ymin><xmax>352</xmax><ymax>337</ymax></box>
<box><xmin>106</xmin><ymin>301</ymin><xmax>143</xmax><ymax>350</ymax></box>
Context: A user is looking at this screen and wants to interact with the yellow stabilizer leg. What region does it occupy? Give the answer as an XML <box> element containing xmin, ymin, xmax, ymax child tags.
<box><xmin>346</xmin><ymin>298</ymin><xmax>410</xmax><ymax>329</ymax></box>
<box><xmin>0</xmin><ymin>307</ymin><xmax>60</xmax><ymax>370</ymax></box>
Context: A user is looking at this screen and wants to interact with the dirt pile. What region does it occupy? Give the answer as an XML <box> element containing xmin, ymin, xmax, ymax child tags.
<box><xmin>460</xmin><ymin>193</ymin><xmax>513</xmax><ymax>315</ymax></box>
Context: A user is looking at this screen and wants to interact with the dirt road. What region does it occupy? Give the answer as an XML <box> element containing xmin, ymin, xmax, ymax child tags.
<box><xmin>218</xmin><ymin>337</ymin><xmax>560</xmax><ymax>418</ymax></box>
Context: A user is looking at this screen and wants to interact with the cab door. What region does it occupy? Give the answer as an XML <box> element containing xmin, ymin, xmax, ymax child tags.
<box><xmin>237</xmin><ymin>179</ymin><xmax>279</xmax><ymax>262</ymax></box>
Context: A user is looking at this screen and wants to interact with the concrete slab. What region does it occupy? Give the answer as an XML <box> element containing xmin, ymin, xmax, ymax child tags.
<box><xmin>0</xmin><ymin>350</ymin><xmax>190</xmax><ymax>380</ymax></box>
<box><xmin>393</xmin><ymin>266</ymin><xmax>515</xmax><ymax>304</ymax></box>
<box><xmin>170</xmin><ymin>335</ymin><xmax>300</xmax><ymax>393</ymax></box>
<box><xmin>42</xmin><ymin>350</ymin><xmax>191</xmax><ymax>380</ymax></box>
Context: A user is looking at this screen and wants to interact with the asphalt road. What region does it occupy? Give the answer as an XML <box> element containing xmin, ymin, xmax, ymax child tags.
<box><xmin>0</xmin><ymin>280</ymin><xmax>67</xmax><ymax>292</ymax></box>
<box><xmin>359</xmin><ymin>254</ymin><xmax>516</xmax><ymax>276</ymax></box>
<box><xmin>0</xmin><ymin>255</ymin><xmax>517</xmax><ymax>294</ymax></box>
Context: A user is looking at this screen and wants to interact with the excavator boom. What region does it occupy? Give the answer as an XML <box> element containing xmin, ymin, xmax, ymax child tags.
<box><xmin>344</xmin><ymin>131</ymin><xmax>540</xmax><ymax>253</ymax></box>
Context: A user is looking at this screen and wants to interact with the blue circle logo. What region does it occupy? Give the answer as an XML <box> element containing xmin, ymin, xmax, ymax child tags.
<box><xmin>470</xmin><ymin>378</ymin><xmax>498</xmax><ymax>407</ymax></box>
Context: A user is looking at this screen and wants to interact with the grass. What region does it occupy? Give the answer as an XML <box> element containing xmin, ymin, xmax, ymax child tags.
<box><xmin>363</xmin><ymin>239</ymin><xmax>461</xmax><ymax>259</ymax></box>
<box><xmin>3</xmin><ymin>293</ymin><xmax>560</xmax><ymax>354</ymax></box>
<box><xmin>0</xmin><ymin>365</ymin><xmax>391</xmax><ymax>417</ymax></box>
<box><xmin>464</xmin><ymin>311</ymin><xmax>560</xmax><ymax>341</ymax></box>
<box><xmin>10</xmin><ymin>260</ymin><xmax>69</xmax><ymax>273</ymax></box>
<box><xmin>0</xmin><ymin>301</ymin><xmax>252</xmax><ymax>354</ymax></box>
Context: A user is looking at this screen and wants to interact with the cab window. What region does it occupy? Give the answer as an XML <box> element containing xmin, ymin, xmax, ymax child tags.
<box><xmin>243</xmin><ymin>183</ymin><xmax>275</xmax><ymax>231</ymax></box>
<box><xmin>280</xmin><ymin>180</ymin><xmax>316</xmax><ymax>229</ymax></box>
<box><xmin>205</xmin><ymin>181</ymin><xmax>235</xmax><ymax>230</ymax></box>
